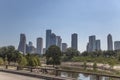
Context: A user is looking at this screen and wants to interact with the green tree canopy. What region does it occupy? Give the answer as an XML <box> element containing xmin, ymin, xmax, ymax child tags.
<box><xmin>45</xmin><ymin>45</ymin><xmax>62</xmax><ymax>67</ymax></box>
<box><xmin>0</xmin><ymin>46</ymin><xmax>21</xmax><ymax>64</ymax></box>
<box><xmin>18</xmin><ymin>55</ymin><xmax>27</xmax><ymax>67</ymax></box>
<box><xmin>26</xmin><ymin>53</ymin><xmax>41</xmax><ymax>67</ymax></box>
<box><xmin>63</xmin><ymin>48</ymin><xmax>80</xmax><ymax>61</ymax></box>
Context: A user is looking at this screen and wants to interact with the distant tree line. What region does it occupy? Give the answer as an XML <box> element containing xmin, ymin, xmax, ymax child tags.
<box><xmin>70</xmin><ymin>50</ymin><xmax>120</xmax><ymax>70</ymax></box>
<box><xmin>0</xmin><ymin>46</ymin><xmax>41</xmax><ymax>67</ymax></box>
<box><xmin>1</xmin><ymin>45</ymin><xmax>120</xmax><ymax>68</ymax></box>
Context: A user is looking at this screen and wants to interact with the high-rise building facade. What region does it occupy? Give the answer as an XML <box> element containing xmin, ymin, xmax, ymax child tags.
<box><xmin>107</xmin><ymin>34</ymin><xmax>113</xmax><ymax>51</ymax></box>
<box><xmin>88</xmin><ymin>35</ymin><xmax>96</xmax><ymax>52</ymax></box>
<box><xmin>71</xmin><ymin>33</ymin><xmax>78</xmax><ymax>50</ymax></box>
<box><xmin>56</xmin><ymin>36</ymin><xmax>62</xmax><ymax>50</ymax></box>
<box><xmin>26</xmin><ymin>41</ymin><xmax>36</xmax><ymax>54</ymax></box>
<box><xmin>95</xmin><ymin>40</ymin><xmax>101</xmax><ymax>51</ymax></box>
<box><xmin>18</xmin><ymin>34</ymin><xmax>26</xmax><ymax>54</ymax></box>
<box><xmin>43</xmin><ymin>48</ymin><xmax>46</xmax><ymax>54</ymax></box>
<box><xmin>87</xmin><ymin>36</ymin><xmax>101</xmax><ymax>52</ymax></box>
<box><xmin>28</xmin><ymin>46</ymin><xmax>36</xmax><ymax>54</ymax></box>
<box><xmin>114</xmin><ymin>41</ymin><xmax>120</xmax><ymax>50</ymax></box>
<box><xmin>37</xmin><ymin>37</ymin><xmax>43</xmax><ymax>55</ymax></box>
<box><xmin>29</xmin><ymin>41</ymin><xmax>33</xmax><ymax>46</ymax></box>
<box><xmin>50</xmin><ymin>33</ymin><xmax>57</xmax><ymax>46</ymax></box>
<box><xmin>26</xmin><ymin>44</ymin><xmax>29</xmax><ymax>53</ymax></box>
<box><xmin>46</xmin><ymin>29</ymin><xmax>52</xmax><ymax>50</ymax></box>
<box><xmin>86</xmin><ymin>42</ymin><xmax>90</xmax><ymax>52</ymax></box>
<box><xmin>62</xmin><ymin>43</ymin><xmax>68</xmax><ymax>52</ymax></box>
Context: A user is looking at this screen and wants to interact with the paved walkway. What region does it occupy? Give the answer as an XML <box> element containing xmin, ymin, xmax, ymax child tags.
<box><xmin>0</xmin><ymin>72</ymin><xmax>44</xmax><ymax>80</ymax></box>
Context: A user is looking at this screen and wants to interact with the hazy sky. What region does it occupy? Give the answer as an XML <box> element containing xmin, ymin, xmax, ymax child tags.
<box><xmin>0</xmin><ymin>0</ymin><xmax>120</xmax><ymax>52</ymax></box>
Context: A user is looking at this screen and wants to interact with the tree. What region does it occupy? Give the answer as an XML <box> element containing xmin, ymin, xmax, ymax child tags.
<box><xmin>0</xmin><ymin>47</ymin><xmax>8</xmax><ymax>59</ymax></box>
<box><xmin>4</xmin><ymin>55</ymin><xmax>8</xmax><ymax>65</ymax></box>
<box><xmin>0</xmin><ymin>57</ymin><xmax>4</xmax><ymax>65</ymax></box>
<box><xmin>63</xmin><ymin>48</ymin><xmax>80</xmax><ymax>61</ymax></box>
<box><xmin>26</xmin><ymin>53</ymin><xmax>41</xmax><ymax>67</ymax></box>
<box><xmin>107</xmin><ymin>59</ymin><xmax>116</xmax><ymax>70</ymax></box>
<box><xmin>28</xmin><ymin>56</ymin><xmax>40</xmax><ymax>67</ymax></box>
<box><xmin>35</xmin><ymin>56</ymin><xmax>41</xmax><ymax>66</ymax></box>
<box><xmin>28</xmin><ymin>57</ymin><xmax>36</xmax><ymax>67</ymax></box>
<box><xmin>7</xmin><ymin>46</ymin><xmax>15</xmax><ymax>63</ymax></box>
<box><xmin>0</xmin><ymin>46</ymin><xmax>41</xmax><ymax>67</ymax></box>
<box><xmin>45</xmin><ymin>45</ymin><xmax>61</xmax><ymax>67</ymax></box>
<box><xmin>81</xmin><ymin>51</ymin><xmax>89</xmax><ymax>56</ymax></box>
<box><xmin>18</xmin><ymin>55</ymin><xmax>27</xmax><ymax>67</ymax></box>
<box><xmin>117</xmin><ymin>52</ymin><xmax>120</xmax><ymax>61</ymax></box>
<box><xmin>0</xmin><ymin>46</ymin><xmax>20</xmax><ymax>64</ymax></box>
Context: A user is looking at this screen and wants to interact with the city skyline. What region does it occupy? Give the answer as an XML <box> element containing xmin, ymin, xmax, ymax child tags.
<box><xmin>18</xmin><ymin>31</ymin><xmax>120</xmax><ymax>53</ymax></box>
<box><xmin>1</xmin><ymin>0</ymin><xmax>120</xmax><ymax>51</ymax></box>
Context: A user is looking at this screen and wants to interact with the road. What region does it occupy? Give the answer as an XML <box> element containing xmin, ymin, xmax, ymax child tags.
<box><xmin>0</xmin><ymin>72</ymin><xmax>44</xmax><ymax>80</ymax></box>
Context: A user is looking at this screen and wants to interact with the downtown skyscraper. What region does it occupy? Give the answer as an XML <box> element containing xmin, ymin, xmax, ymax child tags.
<box><xmin>50</xmin><ymin>33</ymin><xmax>57</xmax><ymax>46</ymax></box>
<box><xmin>37</xmin><ymin>37</ymin><xmax>43</xmax><ymax>55</ymax></box>
<box><xmin>95</xmin><ymin>40</ymin><xmax>101</xmax><ymax>51</ymax></box>
<box><xmin>46</xmin><ymin>29</ymin><xmax>62</xmax><ymax>50</ymax></box>
<box><xmin>62</xmin><ymin>43</ymin><xmax>68</xmax><ymax>52</ymax></box>
<box><xmin>56</xmin><ymin>36</ymin><xmax>62</xmax><ymax>50</ymax></box>
<box><xmin>46</xmin><ymin>29</ymin><xmax>52</xmax><ymax>50</ymax></box>
<box><xmin>87</xmin><ymin>35</ymin><xmax>101</xmax><ymax>52</ymax></box>
<box><xmin>27</xmin><ymin>41</ymin><xmax>36</xmax><ymax>54</ymax></box>
<box><xmin>18</xmin><ymin>34</ymin><xmax>26</xmax><ymax>54</ymax></box>
<box><xmin>87</xmin><ymin>35</ymin><xmax>96</xmax><ymax>52</ymax></box>
<box><xmin>71</xmin><ymin>33</ymin><xmax>78</xmax><ymax>50</ymax></box>
<box><xmin>107</xmin><ymin>34</ymin><xmax>113</xmax><ymax>51</ymax></box>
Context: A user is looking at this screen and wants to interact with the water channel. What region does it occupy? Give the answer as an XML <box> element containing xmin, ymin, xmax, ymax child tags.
<box><xmin>60</xmin><ymin>72</ymin><xmax>120</xmax><ymax>80</ymax></box>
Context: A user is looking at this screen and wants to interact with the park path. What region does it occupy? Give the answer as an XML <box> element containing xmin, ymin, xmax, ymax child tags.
<box><xmin>0</xmin><ymin>72</ymin><xmax>44</xmax><ymax>80</ymax></box>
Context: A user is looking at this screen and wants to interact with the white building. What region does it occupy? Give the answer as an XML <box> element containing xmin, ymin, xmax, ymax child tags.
<box><xmin>37</xmin><ymin>37</ymin><xmax>43</xmax><ymax>55</ymax></box>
